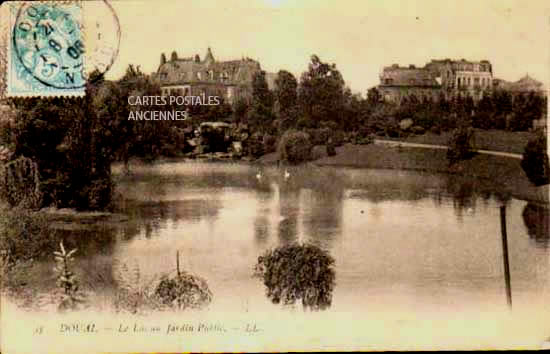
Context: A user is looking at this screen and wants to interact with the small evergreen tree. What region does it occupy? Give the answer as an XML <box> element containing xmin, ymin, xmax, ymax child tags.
<box><xmin>521</xmin><ymin>132</ymin><xmax>549</xmax><ymax>186</ymax></box>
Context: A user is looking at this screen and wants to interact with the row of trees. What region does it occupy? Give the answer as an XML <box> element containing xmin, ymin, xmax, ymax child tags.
<box><xmin>1</xmin><ymin>53</ymin><xmax>548</xmax><ymax>210</ymax></box>
<box><xmin>231</xmin><ymin>56</ymin><xmax>547</xmax><ymax>156</ymax></box>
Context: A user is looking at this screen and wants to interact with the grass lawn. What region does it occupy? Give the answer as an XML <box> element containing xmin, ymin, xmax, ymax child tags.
<box><xmin>313</xmin><ymin>143</ymin><xmax>547</xmax><ymax>204</ymax></box>
<box><xmin>384</xmin><ymin>129</ymin><xmax>536</xmax><ymax>155</ymax></box>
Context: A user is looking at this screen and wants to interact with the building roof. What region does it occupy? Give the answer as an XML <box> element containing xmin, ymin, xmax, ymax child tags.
<box><xmin>155</xmin><ymin>48</ymin><xmax>263</xmax><ymax>87</ymax></box>
<box><xmin>379</xmin><ymin>66</ymin><xmax>440</xmax><ymax>87</ymax></box>
<box><xmin>494</xmin><ymin>74</ymin><xmax>545</xmax><ymax>93</ymax></box>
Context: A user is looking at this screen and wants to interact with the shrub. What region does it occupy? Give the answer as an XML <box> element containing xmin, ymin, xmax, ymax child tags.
<box><xmin>255</xmin><ymin>243</ymin><xmax>335</xmax><ymax>311</ymax></box>
<box><xmin>262</xmin><ymin>134</ymin><xmax>277</xmax><ymax>154</ymax></box>
<box><xmin>447</xmin><ymin>126</ymin><xmax>475</xmax><ymax>165</ymax></box>
<box><xmin>277</xmin><ymin>130</ymin><xmax>313</xmax><ymax>164</ymax></box>
<box><xmin>155</xmin><ymin>273</ymin><xmax>212</xmax><ymax>310</ymax></box>
<box><xmin>384</xmin><ymin>119</ymin><xmax>401</xmax><ymax>138</ymax></box>
<box><xmin>307</xmin><ymin>128</ymin><xmax>330</xmax><ymax>146</ymax></box>
<box><xmin>521</xmin><ymin>132</ymin><xmax>549</xmax><ymax>186</ymax></box>
<box><xmin>247</xmin><ymin>132</ymin><xmax>265</xmax><ymax>158</ymax></box>
<box><xmin>296</xmin><ymin>117</ymin><xmax>316</xmax><ymax>130</ymax></box>
<box><xmin>411</xmin><ymin>125</ymin><xmax>426</xmax><ymax>135</ymax></box>
<box><xmin>326</xmin><ymin>138</ymin><xmax>336</xmax><ymax>156</ymax></box>
<box><xmin>430</xmin><ymin>125</ymin><xmax>442</xmax><ymax>135</ymax></box>
<box><xmin>80</xmin><ymin>177</ymin><xmax>113</xmax><ymax>211</ymax></box>
<box><xmin>0</xmin><ymin>204</ymin><xmax>57</xmax><ymax>269</ymax></box>
<box><xmin>113</xmin><ymin>261</ymin><xmax>164</xmax><ymax>314</ymax></box>
<box><xmin>0</xmin><ymin>157</ymin><xmax>43</xmax><ymax>209</ymax></box>
<box><xmin>332</xmin><ymin>130</ymin><xmax>345</xmax><ymax>147</ymax></box>
<box><xmin>154</xmin><ymin>251</ymin><xmax>212</xmax><ymax>310</ymax></box>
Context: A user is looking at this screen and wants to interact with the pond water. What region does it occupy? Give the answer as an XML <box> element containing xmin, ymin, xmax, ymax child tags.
<box><xmin>15</xmin><ymin>161</ymin><xmax>550</xmax><ymax>349</ymax></box>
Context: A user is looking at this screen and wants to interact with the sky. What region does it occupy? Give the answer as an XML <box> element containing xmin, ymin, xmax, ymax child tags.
<box><xmin>97</xmin><ymin>0</ymin><xmax>549</xmax><ymax>95</ymax></box>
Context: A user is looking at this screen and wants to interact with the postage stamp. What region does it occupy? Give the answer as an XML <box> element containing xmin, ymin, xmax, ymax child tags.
<box><xmin>3</xmin><ymin>1</ymin><xmax>120</xmax><ymax>97</ymax></box>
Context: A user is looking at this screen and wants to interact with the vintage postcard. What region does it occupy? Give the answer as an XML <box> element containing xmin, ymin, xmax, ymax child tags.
<box><xmin>0</xmin><ymin>0</ymin><xmax>549</xmax><ymax>352</ymax></box>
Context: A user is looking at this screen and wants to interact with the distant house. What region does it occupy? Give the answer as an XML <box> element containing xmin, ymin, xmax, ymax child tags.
<box><xmin>493</xmin><ymin>74</ymin><xmax>547</xmax><ymax>96</ymax></box>
<box><xmin>378</xmin><ymin>64</ymin><xmax>441</xmax><ymax>104</ymax></box>
<box><xmin>154</xmin><ymin>48</ymin><xmax>275</xmax><ymax>105</ymax></box>
<box><xmin>378</xmin><ymin>58</ymin><xmax>494</xmax><ymax>104</ymax></box>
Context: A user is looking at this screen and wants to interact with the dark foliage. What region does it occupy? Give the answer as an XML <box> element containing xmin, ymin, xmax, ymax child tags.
<box><xmin>447</xmin><ymin>126</ymin><xmax>476</xmax><ymax>165</ymax></box>
<box><xmin>521</xmin><ymin>132</ymin><xmax>549</xmax><ymax>186</ymax></box>
<box><xmin>255</xmin><ymin>243</ymin><xmax>335</xmax><ymax>311</ymax></box>
<box><xmin>277</xmin><ymin>130</ymin><xmax>313</xmax><ymax>164</ymax></box>
<box><xmin>155</xmin><ymin>273</ymin><xmax>212</xmax><ymax>310</ymax></box>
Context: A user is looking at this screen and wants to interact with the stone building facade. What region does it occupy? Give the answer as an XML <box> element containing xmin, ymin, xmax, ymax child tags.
<box><xmin>154</xmin><ymin>48</ymin><xmax>268</xmax><ymax>105</ymax></box>
<box><xmin>378</xmin><ymin>59</ymin><xmax>494</xmax><ymax>104</ymax></box>
<box><xmin>378</xmin><ymin>64</ymin><xmax>441</xmax><ymax>104</ymax></box>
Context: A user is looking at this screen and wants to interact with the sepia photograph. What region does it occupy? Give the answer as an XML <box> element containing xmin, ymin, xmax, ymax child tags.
<box><xmin>0</xmin><ymin>0</ymin><xmax>549</xmax><ymax>352</ymax></box>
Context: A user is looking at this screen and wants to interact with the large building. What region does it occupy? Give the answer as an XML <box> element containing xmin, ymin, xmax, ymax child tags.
<box><xmin>378</xmin><ymin>58</ymin><xmax>494</xmax><ymax>104</ymax></box>
<box><xmin>155</xmin><ymin>48</ymin><xmax>271</xmax><ymax>104</ymax></box>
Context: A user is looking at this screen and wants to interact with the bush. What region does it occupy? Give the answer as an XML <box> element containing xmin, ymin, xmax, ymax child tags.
<box><xmin>248</xmin><ymin>132</ymin><xmax>265</xmax><ymax>158</ymax></box>
<box><xmin>411</xmin><ymin>125</ymin><xmax>426</xmax><ymax>135</ymax></box>
<box><xmin>155</xmin><ymin>272</ymin><xmax>212</xmax><ymax>310</ymax></box>
<box><xmin>326</xmin><ymin>138</ymin><xmax>336</xmax><ymax>156</ymax></box>
<box><xmin>521</xmin><ymin>133</ymin><xmax>549</xmax><ymax>186</ymax></box>
<box><xmin>262</xmin><ymin>134</ymin><xmax>277</xmax><ymax>154</ymax></box>
<box><xmin>430</xmin><ymin>125</ymin><xmax>442</xmax><ymax>135</ymax></box>
<box><xmin>447</xmin><ymin>126</ymin><xmax>475</xmax><ymax>165</ymax></box>
<box><xmin>296</xmin><ymin>117</ymin><xmax>316</xmax><ymax>130</ymax></box>
<box><xmin>384</xmin><ymin>119</ymin><xmax>401</xmax><ymax>138</ymax></box>
<box><xmin>277</xmin><ymin>130</ymin><xmax>313</xmax><ymax>164</ymax></box>
<box><xmin>306</xmin><ymin>128</ymin><xmax>331</xmax><ymax>146</ymax></box>
<box><xmin>255</xmin><ymin>244</ymin><xmax>335</xmax><ymax>310</ymax></box>
<box><xmin>332</xmin><ymin>130</ymin><xmax>345</xmax><ymax>147</ymax></box>
<box><xmin>80</xmin><ymin>178</ymin><xmax>113</xmax><ymax>211</ymax></box>
<box><xmin>0</xmin><ymin>204</ymin><xmax>56</xmax><ymax>269</ymax></box>
<box><xmin>0</xmin><ymin>157</ymin><xmax>43</xmax><ymax>209</ymax></box>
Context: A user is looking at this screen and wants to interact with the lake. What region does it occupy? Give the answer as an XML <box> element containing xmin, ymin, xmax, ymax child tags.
<box><xmin>15</xmin><ymin>161</ymin><xmax>550</xmax><ymax>349</ymax></box>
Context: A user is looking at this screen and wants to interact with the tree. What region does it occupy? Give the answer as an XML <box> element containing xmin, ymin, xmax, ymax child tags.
<box><xmin>366</xmin><ymin>87</ymin><xmax>382</xmax><ymax>107</ymax></box>
<box><xmin>447</xmin><ymin>125</ymin><xmax>476</xmax><ymax>166</ymax></box>
<box><xmin>298</xmin><ymin>55</ymin><xmax>345</xmax><ymax>126</ymax></box>
<box><xmin>247</xmin><ymin>70</ymin><xmax>274</xmax><ymax>133</ymax></box>
<box><xmin>274</xmin><ymin>70</ymin><xmax>298</xmax><ymax>115</ymax></box>
<box><xmin>521</xmin><ymin>132</ymin><xmax>549</xmax><ymax>186</ymax></box>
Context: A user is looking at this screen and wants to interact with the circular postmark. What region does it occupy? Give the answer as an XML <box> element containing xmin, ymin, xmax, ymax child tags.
<box><xmin>12</xmin><ymin>1</ymin><xmax>120</xmax><ymax>90</ymax></box>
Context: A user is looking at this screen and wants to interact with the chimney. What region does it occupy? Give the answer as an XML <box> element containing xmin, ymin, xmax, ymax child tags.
<box><xmin>409</xmin><ymin>64</ymin><xmax>415</xmax><ymax>69</ymax></box>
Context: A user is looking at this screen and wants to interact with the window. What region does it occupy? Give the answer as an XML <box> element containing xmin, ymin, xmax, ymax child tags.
<box><xmin>457</xmin><ymin>77</ymin><xmax>461</xmax><ymax>86</ymax></box>
<box><xmin>197</xmin><ymin>72</ymin><xmax>202</xmax><ymax>80</ymax></box>
<box><xmin>385</xmin><ymin>78</ymin><xmax>393</xmax><ymax>85</ymax></box>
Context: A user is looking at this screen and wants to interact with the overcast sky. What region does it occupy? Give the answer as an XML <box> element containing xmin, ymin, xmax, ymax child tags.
<box><xmin>102</xmin><ymin>0</ymin><xmax>549</xmax><ymax>95</ymax></box>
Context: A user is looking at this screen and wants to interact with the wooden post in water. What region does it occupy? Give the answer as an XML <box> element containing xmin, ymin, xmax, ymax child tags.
<box><xmin>500</xmin><ymin>205</ymin><xmax>512</xmax><ymax>309</ymax></box>
<box><xmin>176</xmin><ymin>250</ymin><xmax>181</xmax><ymax>277</ymax></box>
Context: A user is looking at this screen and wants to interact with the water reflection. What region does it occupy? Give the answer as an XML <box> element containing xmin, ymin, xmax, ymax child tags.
<box><xmin>522</xmin><ymin>203</ymin><xmax>550</xmax><ymax>248</ymax></box>
<box><xmin>303</xmin><ymin>187</ymin><xmax>344</xmax><ymax>249</ymax></box>
<box><xmin>120</xmin><ymin>199</ymin><xmax>221</xmax><ymax>239</ymax></box>
<box><xmin>277</xmin><ymin>184</ymin><xmax>300</xmax><ymax>244</ymax></box>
